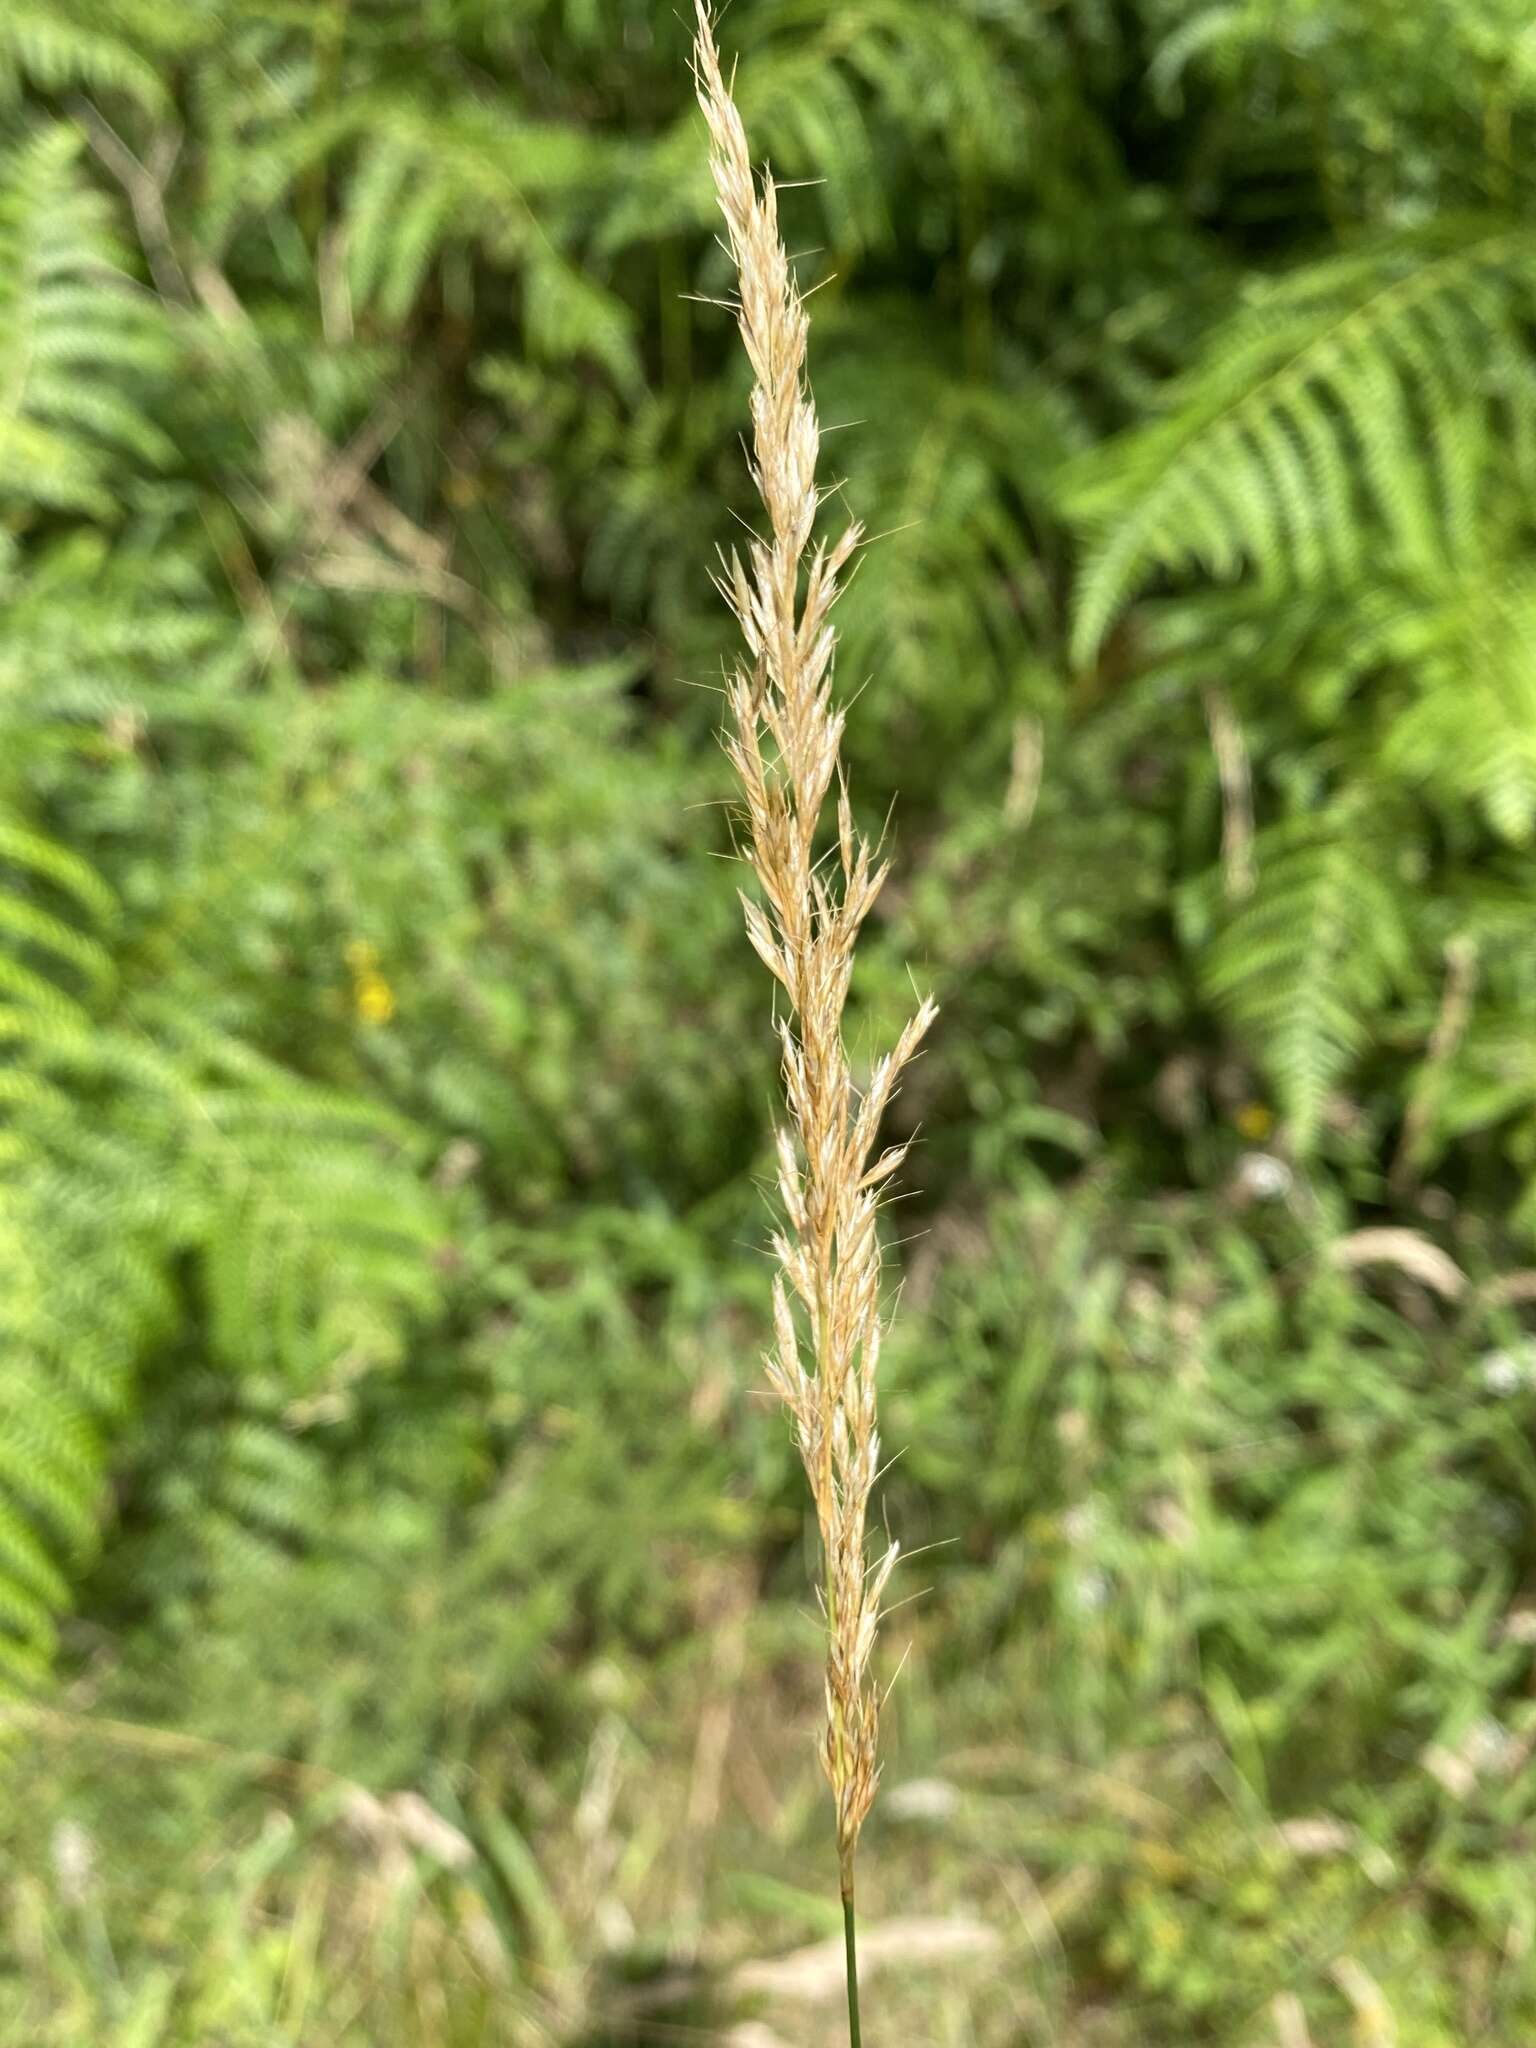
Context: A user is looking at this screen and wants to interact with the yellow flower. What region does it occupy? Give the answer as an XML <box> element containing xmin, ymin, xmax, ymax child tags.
<box><xmin>344</xmin><ymin>942</ymin><xmax>394</xmax><ymax>1024</ymax></box>
<box><xmin>354</xmin><ymin>971</ymin><xmax>395</xmax><ymax>1025</ymax></box>
<box><xmin>1235</xmin><ymin>1101</ymin><xmax>1273</xmax><ymax>1141</ymax></box>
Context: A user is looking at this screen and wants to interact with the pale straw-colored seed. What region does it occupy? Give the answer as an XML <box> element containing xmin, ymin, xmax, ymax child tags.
<box><xmin>692</xmin><ymin>1</ymin><xmax>937</xmax><ymax>1896</ymax></box>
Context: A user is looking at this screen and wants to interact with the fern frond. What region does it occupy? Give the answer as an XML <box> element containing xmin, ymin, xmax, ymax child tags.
<box><xmin>0</xmin><ymin>0</ymin><xmax>173</xmax><ymax>112</ymax></box>
<box><xmin>0</xmin><ymin>784</ymin><xmax>444</xmax><ymax>1686</ymax></box>
<box><xmin>814</xmin><ymin>309</ymin><xmax>1083</xmax><ymax>740</ymax></box>
<box><xmin>196</xmin><ymin>1113</ymin><xmax>443</xmax><ymax>1385</ymax></box>
<box><xmin>1199</xmin><ymin>800</ymin><xmax>1415</xmax><ymax>1149</ymax></box>
<box><xmin>0</xmin><ymin>1160</ymin><xmax>171</xmax><ymax>1684</ymax></box>
<box><xmin>1063</xmin><ymin>224</ymin><xmax>1536</xmax><ymax>665</ymax></box>
<box><xmin>740</xmin><ymin>0</ymin><xmax>1027</xmax><ymax>240</ymax></box>
<box><xmin>0</xmin><ymin>123</ymin><xmax>172</xmax><ymax>521</ymax></box>
<box><xmin>602</xmin><ymin>0</ymin><xmax>1028</xmax><ymax>258</ymax></box>
<box><xmin>0</xmin><ymin>531</ymin><xmax>236</xmax><ymax>715</ymax></box>
<box><xmin>1375</xmin><ymin>565</ymin><xmax>1536</xmax><ymax>844</ymax></box>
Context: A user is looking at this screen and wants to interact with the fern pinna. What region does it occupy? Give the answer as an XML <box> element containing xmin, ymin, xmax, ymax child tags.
<box><xmin>0</xmin><ymin>121</ymin><xmax>445</xmax><ymax>1686</ymax></box>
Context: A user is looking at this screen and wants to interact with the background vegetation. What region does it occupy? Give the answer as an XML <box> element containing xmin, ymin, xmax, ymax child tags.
<box><xmin>4</xmin><ymin>2</ymin><xmax>1536</xmax><ymax>2041</ymax></box>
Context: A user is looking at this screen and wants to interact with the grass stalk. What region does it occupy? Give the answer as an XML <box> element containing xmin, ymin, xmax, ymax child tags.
<box><xmin>843</xmin><ymin>1887</ymin><xmax>863</xmax><ymax>2047</ymax></box>
<box><xmin>691</xmin><ymin>8</ymin><xmax>936</xmax><ymax>2033</ymax></box>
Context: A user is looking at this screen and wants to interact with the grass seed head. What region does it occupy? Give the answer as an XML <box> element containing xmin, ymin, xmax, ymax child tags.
<box><xmin>693</xmin><ymin>0</ymin><xmax>936</xmax><ymax>1891</ymax></box>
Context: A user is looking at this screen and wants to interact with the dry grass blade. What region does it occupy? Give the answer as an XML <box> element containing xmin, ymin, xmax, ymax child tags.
<box><xmin>690</xmin><ymin>0</ymin><xmax>937</xmax><ymax>1942</ymax></box>
<box><xmin>1328</xmin><ymin>1227</ymin><xmax>1466</xmax><ymax>1301</ymax></box>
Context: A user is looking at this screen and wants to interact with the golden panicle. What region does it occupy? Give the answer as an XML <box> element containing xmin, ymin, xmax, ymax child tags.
<box><xmin>692</xmin><ymin>2</ymin><xmax>937</xmax><ymax>1898</ymax></box>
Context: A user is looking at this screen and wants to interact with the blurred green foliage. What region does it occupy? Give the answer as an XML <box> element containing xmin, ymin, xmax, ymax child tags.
<box><xmin>4</xmin><ymin>1</ymin><xmax>1536</xmax><ymax>2041</ymax></box>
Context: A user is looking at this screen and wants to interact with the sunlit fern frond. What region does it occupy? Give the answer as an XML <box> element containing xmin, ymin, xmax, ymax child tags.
<box><xmin>0</xmin><ymin>122</ymin><xmax>173</xmax><ymax>527</ymax></box>
<box><xmin>1368</xmin><ymin>564</ymin><xmax>1536</xmax><ymax>846</ymax></box>
<box><xmin>1062</xmin><ymin>223</ymin><xmax>1536</xmax><ymax>665</ymax></box>
<box><xmin>0</xmin><ymin>537</ymin><xmax>240</xmax><ymax>729</ymax></box>
<box><xmin>0</xmin><ymin>0</ymin><xmax>177</xmax><ymax>112</ymax></box>
<box><xmin>0</xmin><ymin>883</ymin><xmax>171</xmax><ymax>1685</ymax></box>
<box><xmin>0</xmin><ymin>1172</ymin><xmax>172</xmax><ymax>1684</ymax></box>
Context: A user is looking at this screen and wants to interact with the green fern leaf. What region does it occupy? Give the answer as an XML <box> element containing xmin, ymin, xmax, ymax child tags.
<box><xmin>1378</xmin><ymin>566</ymin><xmax>1536</xmax><ymax>843</ymax></box>
<box><xmin>1064</xmin><ymin>224</ymin><xmax>1536</xmax><ymax>665</ymax></box>
<box><xmin>0</xmin><ymin>1</ymin><xmax>172</xmax><ymax>112</ymax></box>
<box><xmin>1201</xmin><ymin>802</ymin><xmax>1414</xmax><ymax>1149</ymax></box>
<box><xmin>0</xmin><ymin>124</ymin><xmax>173</xmax><ymax>520</ymax></box>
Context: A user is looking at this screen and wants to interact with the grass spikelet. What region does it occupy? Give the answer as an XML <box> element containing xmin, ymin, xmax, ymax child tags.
<box><xmin>691</xmin><ymin>6</ymin><xmax>937</xmax><ymax>2029</ymax></box>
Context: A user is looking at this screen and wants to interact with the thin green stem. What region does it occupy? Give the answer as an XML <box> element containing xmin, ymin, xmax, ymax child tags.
<box><xmin>843</xmin><ymin>1885</ymin><xmax>862</xmax><ymax>2047</ymax></box>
